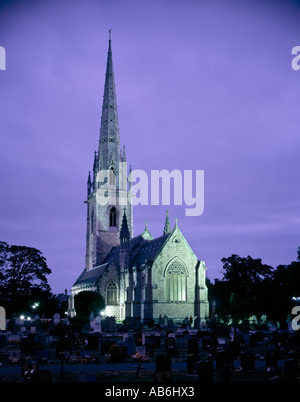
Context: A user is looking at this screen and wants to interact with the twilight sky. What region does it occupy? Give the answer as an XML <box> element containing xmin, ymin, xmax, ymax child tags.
<box><xmin>0</xmin><ymin>0</ymin><xmax>299</xmax><ymax>295</ymax></box>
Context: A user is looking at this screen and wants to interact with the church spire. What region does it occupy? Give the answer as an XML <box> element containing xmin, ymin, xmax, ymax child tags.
<box><xmin>120</xmin><ymin>207</ymin><xmax>130</xmax><ymax>249</ymax></box>
<box><xmin>163</xmin><ymin>210</ymin><xmax>171</xmax><ymax>235</ymax></box>
<box><xmin>98</xmin><ymin>30</ymin><xmax>120</xmax><ymax>170</ymax></box>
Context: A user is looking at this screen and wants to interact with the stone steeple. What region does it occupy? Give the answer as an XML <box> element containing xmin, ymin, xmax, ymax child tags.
<box><xmin>84</xmin><ymin>31</ymin><xmax>133</xmax><ymax>270</ymax></box>
<box><xmin>98</xmin><ymin>30</ymin><xmax>120</xmax><ymax>171</ymax></box>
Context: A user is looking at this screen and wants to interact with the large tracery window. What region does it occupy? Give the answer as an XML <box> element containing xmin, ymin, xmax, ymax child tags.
<box><xmin>106</xmin><ymin>280</ymin><xmax>118</xmax><ymax>305</ymax></box>
<box><xmin>166</xmin><ymin>260</ymin><xmax>187</xmax><ymax>302</ymax></box>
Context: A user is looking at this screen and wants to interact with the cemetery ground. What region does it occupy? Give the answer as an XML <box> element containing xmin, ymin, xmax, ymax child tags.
<box><xmin>0</xmin><ymin>318</ymin><xmax>299</xmax><ymax>384</ymax></box>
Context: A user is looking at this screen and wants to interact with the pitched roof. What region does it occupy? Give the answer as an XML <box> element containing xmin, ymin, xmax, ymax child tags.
<box><xmin>72</xmin><ymin>232</ymin><xmax>171</xmax><ymax>288</ymax></box>
<box><xmin>73</xmin><ymin>263</ymin><xmax>108</xmax><ymax>286</ymax></box>
<box><xmin>103</xmin><ymin>232</ymin><xmax>170</xmax><ymax>267</ymax></box>
<box><xmin>131</xmin><ymin>233</ymin><xmax>170</xmax><ymax>265</ymax></box>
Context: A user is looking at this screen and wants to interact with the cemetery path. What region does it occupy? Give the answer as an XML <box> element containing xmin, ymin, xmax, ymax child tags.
<box><xmin>0</xmin><ymin>359</ymin><xmax>286</xmax><ymax>377</ymax></box>
<box><xmin>0</xmin><ymin>361</ymin><xmax>184</xmax><ymax>375</ymax></box>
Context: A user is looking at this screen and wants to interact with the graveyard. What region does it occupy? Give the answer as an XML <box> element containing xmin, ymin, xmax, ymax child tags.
<box><xmin>0</xmin><ymin>313</ymin><xmax>299</xmax><ymax>383</ymax></box>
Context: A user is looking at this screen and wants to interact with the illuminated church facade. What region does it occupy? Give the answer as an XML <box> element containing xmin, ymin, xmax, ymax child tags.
<box><xmin>68</xmin><ymin>34</ymin><xmax>209</xmax><ymax>323</ymax></box>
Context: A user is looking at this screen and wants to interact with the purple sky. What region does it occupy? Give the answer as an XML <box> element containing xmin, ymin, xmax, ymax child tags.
<box><xmin>0</xmin><ymin>0</ymin><xmax>299</xmax><ymax>295</ymax></box>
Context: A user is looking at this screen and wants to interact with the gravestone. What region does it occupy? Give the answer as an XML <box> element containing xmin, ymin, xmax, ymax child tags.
<box><xmin>188</xmin><ymin>339</ymin><xmax>198</xmax><ymax>355</ymax></box>
<box><xmin>53</xmin><ymin>313</ymin><xmax>60</xmax><ymax>325</ymax></box>
<box><xmin>154</xmin><ymin>354</ymin><xmax>172</xmax><ymax>382</ymax></box>
<box><xmin>87</xmin><ymin>334</ymin><xmax>100</xmax><ymax>350</ymax></box>
<box><xmin>8</xmin><ymin>334</ymin><xmax>20</xmax><ymax>344</ymax></box>
<box><xmin>200</xmin><ymin>320</ymin><xmax>207</xmax><ymax>330</ymax></box>
<box><xmin>21</xmin><ymin>336</ymin><xmax>35</xmax><ymax>353</ymax></box>
<box><xmin>202</xmin><ymin>337</ymin><xmax>213</xmax><ymax>350</ymax></box>
<box><xmin>107</xmin><ymin>316</ymin><xmax>115</xmax><ymax>331</ymax></box>
<box><xmin>145</xmin><ymin>337</ymin><xmax>155</xmax><ymax>356</ymax></box>
<box><xmin>284</xmin><ymin>358</ymin><xmax>298</xmax><ymax>381</ymax></box>
<box><xmin>125</xmin><ymin>336</ymin><xmax>136</xmax><ymax>355</ymax></box>
<box><xmin>265</xmin><ymin>352</ymin><xmax>277</xmax><ymax>369</ymax></box>
<box><xmin>249</xmin><ymin>333</ymin><xmax>257</xmax><ymax>347</ymax></box>
<box><xmin>269</xmin><ymin>324</ymin><xmax>277</xmax><ymax>332</ymax></box>
<box><xmin>193</xmin><ymin>317</ymin><xmax>200</xmax><ymax>330</ymax></box>
<box><xmin>215</xmin><ymin>350</ymin><xmax>230</xmax><ymax>371</ymax></box>
<box><xmin>187</xmin><ymin>354</ymin><xmax>199</xmax><ymax>374</ymax></box>
<box><xmin>136</xmin><ymin>345</ymin><xmax>146</xmax><ymax>357</ymax></box>
<box><xmin>240</xmin><ymin>352</ymin><xmax>255</xmax><ymax>371</ymax></box>
<box><xmin>162</xmin><ymin>315</ymin><xmax>168</xmax><ymax>328</ymax></box>
<box><xmin>196</xmin><ymin>360</ymin><xmax>213</xmax><ymax>382</ymax></box>
<box><xmin>154</xmin><ymin>333</ymin><xmax>161</xmax><ymax>348</ymax></box>
<box><xmin>165</xmin><ymin>336</ymin><xmax>177</xmax><ymax>356</ymax></box>
<box><xmin>166</xmin><ymin>336</ymin><xmax>175</xmax><ymax>348</ymax></box>
<box><xmin>90</xmin><ymin>316</ymin><xmax>102</xmax><ymax>333</ymax></box>
<box><xmin>8</xmin><ymin>349</ymin><xmax>21</xmax><ymax>362</ymax></box>
<box><xmin>167</xmin><ymin>319</ymin><xmax>174</xmax><ymax>331</ymax></box>
<box><xmin>217</xmin><ymin>338</ymin><xmax>228</xmax><ymax>350</ymax></box>
<box><xmin>156</xmin><ymin>354</ymin><xmax>171</xmax><ymax>371</ymax></box>
<box><xmin>101</xmin><ymin>340</ymin><xmax>115</xmax><ymax>354</ymax></box>
<box><xmin>183</xmin><ymin>332</ymin><xmax>190</xmax><ymax>348</ymax></box>
<box><xmin>187</xmin><ymin>338</ymin><xmax>199</xmax><ymax>374</ymax></box>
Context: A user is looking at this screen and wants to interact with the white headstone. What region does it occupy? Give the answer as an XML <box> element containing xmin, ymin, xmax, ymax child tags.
<box><xmin>93</xmin><ymin>316</ymin><xmax>102</xmax><ymax>333</ymax></box>
<box><xmin>53</xmin><ymin>313</ymin><xmax>60</xmax><ymax>324</ymax></box>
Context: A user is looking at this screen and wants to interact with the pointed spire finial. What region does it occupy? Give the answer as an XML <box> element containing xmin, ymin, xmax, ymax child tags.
<box><xmin>120</xmin><ymin>206</ymin><xmax>130</xmax><ymax>249</ymax></box>
<box><xmin>122</xmin><ymin>145</ymin><xmax>126</xmax><ymax>162</ymax></box>
<box><xmin>175</xmin><ymin>217</ymin><xmax>179</xmax><ymax>227</ymax></box>
<box><xmin>108</xmin><ymin>29</ymin><xmax>112</xmax><ymax>50</ymax></box>
<box><xmin>87</xmin><ymin>171</ymin><xmax>92</xmax><ymax>198</ymax></box>
<box><xmin>163</xmin><ymin>209</ymin><xmax>171</xmax><ymax>235</ymax></box>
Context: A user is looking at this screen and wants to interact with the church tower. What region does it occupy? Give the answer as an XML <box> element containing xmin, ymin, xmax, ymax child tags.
<box><xmin>85</xmin><ymin>31</ymin><xmax>133</xmax><ymax>270</ymax></box>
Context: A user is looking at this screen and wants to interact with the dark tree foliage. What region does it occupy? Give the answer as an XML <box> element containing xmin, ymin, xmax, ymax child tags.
<box><xmin>0</xmin><ymin>241</ymin><xmax>56</xmax><ymax>316</ymax></box>
<box><xmin>267</xmin><ymin>247</ymin><xmax>300</xmax><ymax>324</ymax></box>
<box><xmin>209</xmin><ymin>248</ymin><xmax>300</xmax><ymax>328</ymax></box>
<box><xmin>74</xmin><ymin>290</ymin><xmax>105</xmax><ymax>321</ymax></box>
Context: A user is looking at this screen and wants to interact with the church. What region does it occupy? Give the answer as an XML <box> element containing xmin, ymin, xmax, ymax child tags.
<box><xmin>68</xmin><ymin>34</ymin><xmax>209</xmax><ymax>324</ymax></box>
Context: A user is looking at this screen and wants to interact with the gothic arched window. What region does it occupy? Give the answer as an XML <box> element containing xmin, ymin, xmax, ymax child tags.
<box><xmin>109</xmin><ymin>207</ymin><xmax>117</xmax><ymax>227</ymax></box>
<box><xmin>106</xmin><ymin>280</ymin><xmax>118</xmax><ymax>305</ymax></box>
<box><xmin>165</xmin><ymin>260</ymin><xmax>187</xmax><ymax>302</ymax></box>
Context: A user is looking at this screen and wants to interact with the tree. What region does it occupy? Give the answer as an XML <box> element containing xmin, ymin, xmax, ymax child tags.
<box><xmin>74</xmin><ymin>290</ymin><xmax>105</xmax><ymax>321</ymax></box>
<box><xmin>214</xmin><ymin>254</ymin><xmax>273</xmax><ymax>326</ymax></box>
<box><xmin>268</xmin><ymin>247</ymin><xmax>300</xmax><ymax>325</ymax></box>
<box><xmin>0</xmin><ymin>241</ymin><xmax>54</xmax><ymax>316</ymax></box>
